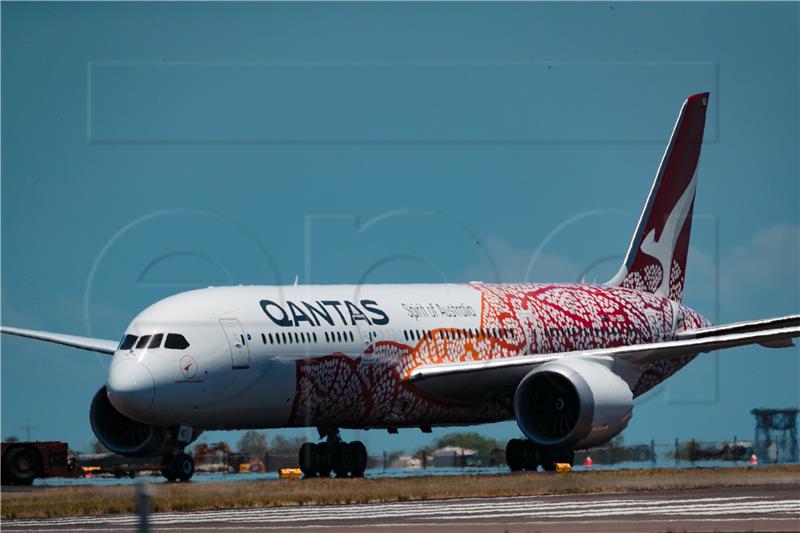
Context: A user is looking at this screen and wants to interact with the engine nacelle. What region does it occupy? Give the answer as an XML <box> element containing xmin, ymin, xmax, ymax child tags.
<box><xmin>90</xmin><ymin>386</ymin><xmax>170</xmax><ymax>456</ymax></box>
<box><xmin>514</xmin><ymin>359</ymin><xmax>633</xmax><ymax>449</ymax></box>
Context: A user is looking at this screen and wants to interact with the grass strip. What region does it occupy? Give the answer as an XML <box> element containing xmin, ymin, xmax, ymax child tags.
<box><xmin>2</xmin><ymin>465</ymin><xmax>799</xmax><ymax>519</ymax></box>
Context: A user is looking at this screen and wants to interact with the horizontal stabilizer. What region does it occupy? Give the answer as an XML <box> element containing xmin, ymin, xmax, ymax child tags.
<box><xmin>1</xmin><ymin>326</ymin><xmax>117</xmax><ymax>354</ymax></box>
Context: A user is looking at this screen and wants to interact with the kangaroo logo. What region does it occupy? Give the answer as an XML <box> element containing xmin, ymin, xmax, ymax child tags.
<box><xmin>639</xmin><ymin>173</ymin><xmax>697</xmax><ymax>297</ymax></box>
<box><xmin>180</xmin><ymin>355</ymin><xmax>197</xmax><ymax>379</ymax></box>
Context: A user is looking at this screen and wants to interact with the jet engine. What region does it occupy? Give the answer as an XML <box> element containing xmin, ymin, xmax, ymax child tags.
<box><xmin>513</xmin><ymin>359</ymin><xmax>633</xmax><ymax>449</ymax></box>
<box><xmin>89</xmin><ymin>386</ymin><xmax>169</xmax><ymax>456</ymax></box>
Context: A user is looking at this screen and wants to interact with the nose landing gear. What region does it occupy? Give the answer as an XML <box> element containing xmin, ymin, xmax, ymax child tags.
<box><xmin>299</xmin><ymin>429</ymin><xmax>367</xmax><ymax>478</ymax></box>
<box><xmin>161</xmin><ymin>451</ymin><xmax>194</xmax><ymax>482</ymax></box>
<box><xmin>505</xmin><ymin>438</ymin><xmax>574</xmax><ymax>472</ymax></box>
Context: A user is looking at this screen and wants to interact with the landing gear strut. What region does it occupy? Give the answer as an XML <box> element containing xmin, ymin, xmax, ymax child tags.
<box><xmin>161</xmin><ymin>451</ymin><xmax>194</xmax><ymax>482</ymax></box>
<box><xmin>506</xmin><ymin>438</ymin><xmax>573</xmax><ymax>472</ymax></box>
<box><xmin>299</xmin><ymin>428</ymin><xmax>367</xmax><ymax>478</ymax></box>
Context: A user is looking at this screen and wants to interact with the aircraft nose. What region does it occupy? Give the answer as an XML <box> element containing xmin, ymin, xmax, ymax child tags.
<box><xmin>107</xmin><ymin>360</ymin><xmax>155</xmax><ymax>417</ymax></box>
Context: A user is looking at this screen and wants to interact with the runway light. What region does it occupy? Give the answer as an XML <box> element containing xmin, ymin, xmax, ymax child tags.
<box><xmin>749</xmin><ymin>454</ymin><xmax>758</xmax><ymax>466</ymax></box>
<box><xmin>583</xmin><ymin>456</ymin><xmax>593</xmax><ymax>468</ymax></box>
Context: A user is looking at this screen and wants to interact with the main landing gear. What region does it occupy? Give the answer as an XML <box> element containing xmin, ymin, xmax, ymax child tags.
<box><xmin>161</xmin><ymin>451</ymin><xmax>194</xmax><ymax>482</ymax></box>
<box><xmin>506</xmin><ymin>438</ymin><xmax>574</xmax><ymax>472</ymax></box>
<box><xmin>299</xmin><ymin>428</ymin><xmax>367</xmax><ymax>478</ymax></box>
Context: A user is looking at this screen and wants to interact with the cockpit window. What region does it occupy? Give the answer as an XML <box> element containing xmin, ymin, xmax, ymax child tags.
<box><xmin>135</xmin><ymin>335</ymin><xmax>152</xmax><ymax>349</ymax></box>
<box><xmin>165</xmin><ymin>333</ymin><xmax>190</xmax><ymax>350</ymax></box>
<box><xmin>148</xmin><ymin>333</ymin><xmax>163</xmax><ymax>349</ymax></box>
<box><xmin>119</xmin><ymin>334</ymin><xmax>138</xmax><ymax>350</ymax></box>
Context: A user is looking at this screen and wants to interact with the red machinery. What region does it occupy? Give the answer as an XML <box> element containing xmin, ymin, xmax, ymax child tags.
<box><xmin>1</xmin><ymin>441</ymin><xmax>81</xmax><ymax>485</ymax></box>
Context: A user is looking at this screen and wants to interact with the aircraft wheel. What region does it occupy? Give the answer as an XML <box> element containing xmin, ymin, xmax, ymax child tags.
<box><xmin>315</xmin><ymin>442</ymin><xmax>332</xmax><ymax>477</ymax></box>
<box><xmin>3</xmin><ymin>446</ymin><xmax>41</xmax><ymax>485</ymax></box>
<box><xmin>173</xmin><ymin>452</ymin><xmax>194</xmax><ymax>481</ymax></box>
<box><xmin>349</xmin><ymin>441</ymin><xmax>367</xmax><ymax>478</ymax></box>
<box><xmin>160</xmin><ymin>453</ymin><xmax>178</xmax><ymax>482</ymax></box>
<box><xmin>299</xmin><ymin>442</ymin><xmax>318</xmax><ymax>477</ymax></box>
<box><xmin>330</xmin><ymin>442</ymin><xmax>351</xmax><ymax>478</ymax></box>
<box><xmin>523</xmin><ymin>441</ymin><xmax>541</xmax><ymax>471</ymax></box>
<box><xmin>505</xmin><ymin>439</ymin><xmax>526</xmax><ymax>472</ymax></box>
<box><xmin>556</xmin><ymin>449</ymin><xmax>575</xmax><ymax>466</ymax></box>
<box><xmin>539</xmin><ymin>448</ymin><xmax>556</xmax><ymax>472</ymax></box>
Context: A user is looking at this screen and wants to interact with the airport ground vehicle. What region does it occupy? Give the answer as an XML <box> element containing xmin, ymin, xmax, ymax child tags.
<box><xmin>1</xmin><ymin>441</ymin><xmax>81</xmax><ymax>485</ymax></box>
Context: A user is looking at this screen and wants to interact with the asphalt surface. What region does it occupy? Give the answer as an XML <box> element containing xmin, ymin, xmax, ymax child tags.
<box><xmin>3</xmin><ymin>484</ymin><xmax>799</xmax><ymax>532</ymax></box>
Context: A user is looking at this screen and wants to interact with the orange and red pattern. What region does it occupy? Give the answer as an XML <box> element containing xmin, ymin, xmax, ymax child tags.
<box><xmin>287</xmin><ymin>283</ymin><xmax>709</xmax><ymax>428</ymax></box>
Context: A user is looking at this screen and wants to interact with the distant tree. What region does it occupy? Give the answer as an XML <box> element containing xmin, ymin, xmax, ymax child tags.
<box><xmin>192</xmin><ymin>442</ymin><xmax>209</xmax><ymax>462</ymax></box>
<box><xmin>3</xmin><ymin>436</ymin><xmax>19</xmax><ymax>443</ymax></box>
<box><xmin>237</xmin><ymin>431</ymin><xmax>268</xmax><ymax>457</ymax></box>
<box><xmin>434</xmin><ymin>432</ymin><xmax>501</xmax><ymax>457</ymax></box>
<box><xmin>385</xmin><ymin>450</ymin><xmax>404</xmax><ymax>465</ymax></box>
<box><xmin>268</xmin><ymin>435</ymin><xmax>305</xmax><ymax>455</ymax></box>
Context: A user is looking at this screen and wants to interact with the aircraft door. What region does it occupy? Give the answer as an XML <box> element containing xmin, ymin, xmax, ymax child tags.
<box><xmin>220</xmin><ymin>318</ymin><xmax>250</xmax><ymax>369</ymax></box>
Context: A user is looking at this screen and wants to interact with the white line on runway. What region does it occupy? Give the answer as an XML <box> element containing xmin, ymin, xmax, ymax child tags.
<box><xmin>7</xmin><ymin>518</ymin><xmax>800</xmax><ymax>533</ymax></box>
<box><xmin>4</xmin><ymin>495</ymin><xmax>798</xmax><ymax>529</ymax></box>
<box><xmin>0</xmin><ymin>495</ymin><xmax>763</xmax><ymax>523</ymax></box>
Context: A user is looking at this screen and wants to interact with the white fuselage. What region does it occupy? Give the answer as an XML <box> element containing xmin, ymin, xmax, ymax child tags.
<box><xmin>107</xmin><ymin>282</ymin><xmax>707</xmax><ymax>432</ymax></box>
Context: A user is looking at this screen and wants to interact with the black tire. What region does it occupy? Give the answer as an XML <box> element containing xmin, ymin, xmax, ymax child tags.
<box><xmin>299</xmin><ymin>442</ymin><xmax>318</xmax><ymax>477</ymax></box>
<box><xmin>315</xmin><ymin>442</ymin><xmax>332</xmax><ymax>477</ymax></box>
<box><xmin>3</xmin><ymin>446</ymin><xmax>41</xmax><ymax>485</ymax></box>
<box><xmin>556</xmin><ymin>449</ymin><xmax>575</xmax><ymax>466</ymax></box>
<box><xmin>173</xmin><ymin>453</ymin><xmax>194</xmax><ymax>482</ymax></box>
<box><xmin>523</xmin><ymin>441</ymin><xmax>540</xmax><ymax>471</ymax></box>
<box><xmin>161</xmin><ymin>453</ymin><xmax>178</xmax><ymax>482</ymax></box>
<box><xmin>505</xmin><ymin>439</ymin><xmax>526</xmax><ymax>472</ymax></box>
<box><xmin>330</xmin><ymin>442</ymin><xmax>351</xmax><ymax>478</ymax></box>
<box><xmin>539</xmin><ymin>448</ymin><xmax>556</xmax><ymax>472</ymax></box>
<box><xmin>348</xmin><ymin>441</ymin><xmax>367</xmax><ymax>478</ymax></box>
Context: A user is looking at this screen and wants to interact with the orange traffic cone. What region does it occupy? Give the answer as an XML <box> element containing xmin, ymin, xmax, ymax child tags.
<box><xmin>583</xmin><ymin>456</ymin><xmax>593</xmax><ymax>467</ymax></box>
<box><xmin>749</xmin><ymin>454</ymin><xmax>758</xmax><ymax>466</ymax></box>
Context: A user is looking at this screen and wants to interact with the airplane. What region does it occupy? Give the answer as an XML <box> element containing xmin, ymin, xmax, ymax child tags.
<box><xmin>2</xmin><ymin>92</ymin><xmax>798</xmax><ymax>483</ymax></box>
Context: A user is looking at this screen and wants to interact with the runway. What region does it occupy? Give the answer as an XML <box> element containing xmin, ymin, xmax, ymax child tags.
<box><xmin>3</xmin><ymin>484</ymin><xmax>799</xmax><ymax>532</ymax></box>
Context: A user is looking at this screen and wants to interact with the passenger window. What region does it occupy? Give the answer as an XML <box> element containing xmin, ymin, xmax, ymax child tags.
<box><xmin>119</xmin><ymin>334</ymin><xmax>138</xmax><ymax>350</ymax></box>
<box><xmin>147</xmin><ymin>334</ymin><xmax>163</xmax><ymax>349</ymax></box>
<box><xmin>261</xmin><ymin>333</ymin><xmax>267</xmax><ymax>344</ymax></box>
<box><xmin>313</xmin><ymin>332</ymin><xmax>317</xmax><ymax>343</ymax></box>
<box><xmin>135</xmin><ymin>335</ymin><xmax>152</xmax><ymax>349</ymax></box>
<box><xmin>165</xmin><ymin>333</ymin><xmax>189</xmax><ymax>350</ymax></box>
<box><xmin>349</xmin><ymin>331</ymin><xmax>354</xmax><ymax>342</ymax></box>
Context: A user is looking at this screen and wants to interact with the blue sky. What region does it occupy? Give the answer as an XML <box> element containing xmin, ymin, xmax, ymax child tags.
<box><xmin>2</xmin><ymin>2</ymin><xmax>798</xmax><ymax>455</ymax></box>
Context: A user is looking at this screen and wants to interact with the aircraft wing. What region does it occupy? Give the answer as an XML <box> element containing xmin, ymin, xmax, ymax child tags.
<box><xmin>675</xmin><ymin>313</ymin><xmax>800</xmax><ymax>348</ymax></box>
<box><xmin>1</xmin><ymin>326</ymin><xmax>118</xmax><ymax>355</ymax></box>
<box><xmin>404</xmin><ymin>319</ymin><xmax>799</xmax><ymax>402</ymax></box>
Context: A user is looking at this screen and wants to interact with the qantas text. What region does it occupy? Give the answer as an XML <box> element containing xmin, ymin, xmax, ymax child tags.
<box><xmin>259</xmin><ymin>299</ymin><xmax>389</xmax><ymax>328</ymax></box>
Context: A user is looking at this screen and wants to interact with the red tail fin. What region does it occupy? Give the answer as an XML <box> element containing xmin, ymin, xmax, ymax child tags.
<box><xmin>607</xmin><ymin>93</ymin><xmax>710</xmax><ymax>301</ymax></box>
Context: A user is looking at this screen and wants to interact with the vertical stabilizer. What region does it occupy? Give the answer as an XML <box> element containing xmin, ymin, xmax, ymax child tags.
<box><xmin>606</xmin><ymin>93</ymin><xmax>709</xmax><ymax>301</ymax></box>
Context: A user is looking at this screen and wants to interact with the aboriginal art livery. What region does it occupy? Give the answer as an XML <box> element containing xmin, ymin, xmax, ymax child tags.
<box><xmin>2</xmin><ymin>92</ymin><xmax>798</xmax><ymax>483</ymax></box>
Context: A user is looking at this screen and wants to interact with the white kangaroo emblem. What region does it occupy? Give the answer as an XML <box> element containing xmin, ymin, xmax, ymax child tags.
<box><xmin>639</xmin><ymin>173</ymin><xmax>697</xmax><ymax>297</ymax></box>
